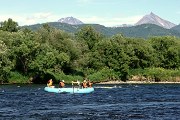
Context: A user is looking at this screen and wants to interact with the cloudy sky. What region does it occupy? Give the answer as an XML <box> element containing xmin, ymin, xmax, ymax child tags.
<box><xmin>0</xmin><ymin>0</ymin><xmax>179</xmax><ymax>26</ymax></box>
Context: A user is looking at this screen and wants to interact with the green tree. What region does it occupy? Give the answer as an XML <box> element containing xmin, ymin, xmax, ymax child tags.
<box><xmin>36</xmin><ymin>25</ymin><xmax>80</xmax><ymax>74</ymax></box>
<box><xmin>90</xmin><ymin>35</ymin><xmax>130</xmax><ymax>80</ymax></box>
<box><xmin>75</xmin><ymin>26</ymin><xmax>102</xmax><ymax>50</ymax></box>
<box><xmin>0</xmin><ymin>40</ymin><xmax>14</xmax><ymax>82</ymax></box>
<box><xmin>0</xmin><ymin>18</ymin><xmax>19</xmax><ymax>32</ymax></box>
<box><xmin>11</xmin><ymin>29</ymin><xmax>39</xmax><ymax>74</ymax></box>
<box><xmin>125</xmin><ymin>38</ymin><xmax>156</xmax><ymax>69</ymax></box>
<box><xmin>74</xmin><ymin>26</ymin><xmax>103</xmax><ymax>76</ymax></box>
<box><xmin>149</xmin><ymin>36</ymin><xmax>180</xmax><ymax>69</ymax></box>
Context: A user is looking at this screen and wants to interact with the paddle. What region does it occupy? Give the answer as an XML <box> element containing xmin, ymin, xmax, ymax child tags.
<box><xmin>72</xmin><ymin>81</ymin><xmax>74</xmax><ymax>94</ymax></box>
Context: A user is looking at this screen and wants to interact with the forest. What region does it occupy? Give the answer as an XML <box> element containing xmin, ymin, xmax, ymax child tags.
<box><xmin>0</xmin><ymin>18</ymin><xmax>180</xmax><ymax>84</ymax></box>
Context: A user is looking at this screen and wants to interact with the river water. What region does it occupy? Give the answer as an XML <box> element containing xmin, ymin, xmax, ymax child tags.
<box><xmin>0</xmin><ymin>84</ymin><xmax>180</xmax><ymax>120</ymax></box>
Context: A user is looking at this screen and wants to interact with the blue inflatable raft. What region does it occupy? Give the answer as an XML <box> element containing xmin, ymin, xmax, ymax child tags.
<box><xmin>44</xmin><ymin>87</ymin><xmax>94</xmax><ymax>94</ymax></box>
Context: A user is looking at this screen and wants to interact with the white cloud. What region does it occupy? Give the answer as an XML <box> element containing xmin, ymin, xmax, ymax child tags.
<box><xmin>0</xmin><ymin>15</ymin><xmax>25</xmax><ymax>25</ymax></box>
<box><xmin>33</xmin><ymin>12</ymin><xmax>52</xmax><ymax>19</ymax></box>
<box><xmin>23</xmin><ymin>12</ymin><xmax>59</xmax><ymax>25</ymax></box>
<box><xmin>0</xmin><ymin>12</ymin><xmax>60</xmax><ymax>26</ymax></box>
<box><xmin>0</xmin><ymin>12</ymin><xmax>143</xmax><ymax>27</ymax></box>
<box><xmin>80</xmin><ymin>15</ymin><xmax>143</xmax><ymax>27</ymax></box>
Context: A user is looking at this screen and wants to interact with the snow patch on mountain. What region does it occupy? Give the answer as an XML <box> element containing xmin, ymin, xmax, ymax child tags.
<box><xmin>135</xmin><ymin>12</ymin><xmax>176</xmax><ymax>29</ymax></box>
<box><xmin>58</xmin><ymin>17</ymin><xmax>84</xmax><ymax>25</ymax></box>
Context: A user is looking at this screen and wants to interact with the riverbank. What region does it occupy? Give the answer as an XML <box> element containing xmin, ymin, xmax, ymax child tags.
<box><xmin>97</xmin><ymin>80</ymin><xmax>180</xmax><ymax>84</ymax></box>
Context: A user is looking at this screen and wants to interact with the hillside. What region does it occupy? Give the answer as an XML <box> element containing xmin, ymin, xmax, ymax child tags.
<box><xmin>22</xmin><ymin>22</ymin><xmax>180</xmax><ymax>38</ymax></box>
<box><xmin>171</xmin><ymin>24</ymin><xmax>180</xmax><ymax>32</ymax></box>
<box><xmin>112</xmin><ymin>24</ymin><xmax>180</xmax><ymax>38</ymax></box>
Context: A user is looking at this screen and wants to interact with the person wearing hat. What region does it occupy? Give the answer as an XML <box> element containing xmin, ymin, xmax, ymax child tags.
<box><xmin>72</xmin><ymin>80</ymin><xmax>81</xmax><ymax>88</ymax></box>
<box><xmin>59</xmin><ymin>80</ymin><xmax>65</xmax><ymax>88</ymax></box>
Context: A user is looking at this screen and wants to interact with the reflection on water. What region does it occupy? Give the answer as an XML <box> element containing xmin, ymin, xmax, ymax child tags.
<box><xmin>0</xmin><ymin>84</ymin><xmax>180</xmax><ymax>119</ymax></box>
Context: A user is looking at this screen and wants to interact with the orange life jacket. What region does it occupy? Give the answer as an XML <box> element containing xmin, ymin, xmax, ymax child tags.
<box><xmin>82</xmin><ymin>82</ymin><xmax>87</xmax><ymax>88</ymax></box>
<box><xmin>88</xmin><ymin>82</ymin><xmax>93</xmax><ymax>87</ymax></box>
<box><xmin>47</xmin><ymin>80</ymin><xmax>53</xmax><ymax>87</ymax></box>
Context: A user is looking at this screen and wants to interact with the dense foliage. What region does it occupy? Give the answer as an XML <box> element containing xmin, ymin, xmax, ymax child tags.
<box><xmin>0</xmin><ymin>19</ymin><xmax>180</xmax><ymax>84</ymax></box>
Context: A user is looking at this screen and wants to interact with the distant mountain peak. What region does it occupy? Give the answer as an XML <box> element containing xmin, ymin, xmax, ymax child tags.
<box><xmin>58</xmin><ymin>17</ymin><xmax>84</xmax><ymax>25</ymax></box>
<box><xmin>135</xmin><ymin>12</ymin><xmax>176</xmax><ymax>29</ymax></box>
<box><xmin>150</xmin><ymin>12</ymin><xmax>155</xmax><ymax>15</ymax></box>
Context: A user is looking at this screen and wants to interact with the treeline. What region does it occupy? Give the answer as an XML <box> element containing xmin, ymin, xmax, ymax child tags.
<box><xmin>0</xmin><ymin>18</ymin><xmax>180</xmax><ymax>84</ymax></box>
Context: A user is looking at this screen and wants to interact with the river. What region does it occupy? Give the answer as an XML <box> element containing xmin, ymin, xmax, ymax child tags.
<box><xmin>0</xmin><ymin>84</ymin><xmax>180</xmax><ymax>120</ymax></box>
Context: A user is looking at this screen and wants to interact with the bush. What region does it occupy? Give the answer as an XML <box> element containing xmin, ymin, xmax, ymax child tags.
<box><xmin>88</xmin><ymin>68</ymin><xmax>118</xmax><ymax>82</ymax></box>
<box><xmin>144</xmin><ymin>68</ymin><xmax>167</xmax><ymax>81</ymax></box>
<box><xmin>8</xmin><ymin>71</ymin><xmax>29</xmax><ymax>83</ymax></box>
<box><xmin>129</xmin><ymin>68</ymin><xmax>180</xmax><ymax>82</ymax></box>
<box><xmin>46</xmin><ymin>70</ymin><xmax>83</xmax><ymax>83</ymax></box>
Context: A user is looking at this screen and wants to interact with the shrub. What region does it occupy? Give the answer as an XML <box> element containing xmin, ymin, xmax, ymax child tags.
<box><xmin>8</xmin><ymin>71</ymin><xmax>29</xmax><ymax>83</ymax></box>
<box><xmin>88</xmin><ymin>68</ymin><xmax>118</xmax><ymax>82</ymax></box>
<box><xmin>129</xmin><ymin>68</ymin><xmax>180</xmax><ymax>82</ymax></box>
<box><xmin>46</xmin><ymin>70</ymin><xmax>83</xmax><ymax>83</ymax></box>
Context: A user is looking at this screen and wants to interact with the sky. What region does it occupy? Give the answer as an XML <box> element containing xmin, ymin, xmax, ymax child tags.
<box><xmin>0</xmin><ymin>0</ymin><xmax>179</xmax><ymax>27</ymax></box>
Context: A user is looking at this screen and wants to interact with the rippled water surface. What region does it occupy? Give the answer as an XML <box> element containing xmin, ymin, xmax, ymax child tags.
<box><xmin>0</xmin><ymin>84</ymin><xmax>180</xmax><ymax>120</ymax></box>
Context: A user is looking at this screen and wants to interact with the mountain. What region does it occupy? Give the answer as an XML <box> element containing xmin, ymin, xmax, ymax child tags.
<box><xmin>113</xmin><ymin>24</ymin><xmax>180</xmax><ymax>38</ymax></box>
<box><xmin>58</xmin><ymin>17</ymin><xmax>84</xmax><ymax>25</ymax></box>
<box><xmin>135</xmin><ymin>12</ymin><xmax>176</xmax><ymax>29</ymax></box>
<box><xmin>171</xmin><ymin>24</ymin><xmax>180</xmax><ymax>32</ymax></box>
<box><xmin>22</xmin><ymin>22</ymin><xmax>180</xmax><ymax>38</ymax></box>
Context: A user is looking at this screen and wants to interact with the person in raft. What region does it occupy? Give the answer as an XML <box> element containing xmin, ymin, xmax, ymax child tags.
<box><xmin>82</xmin><ymin>80</ymin><xmax>88</xmax><ymax>88</ymax></box>
<box><xmin>47</xmin><ymin>79</ymin><xmax>54</xmax><ymax>88</ymax></box>
<box><xmin>59</xmin><ymin>80</ymin><xmax>65</xmax><ymax>88</ymax></box>
<box><xmin>72</xmin><ymin>80</ymin><xmax>81</xmax><ymax>88</ymax></box>
<box><xmin>87</xmin><ymin>80</ymin><xmax>93</xmax><ymax>88</ymax></box>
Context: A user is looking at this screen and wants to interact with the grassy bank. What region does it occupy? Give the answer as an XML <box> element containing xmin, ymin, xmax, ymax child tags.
<box><xmin>1</xmin><ymin>68</ymin><xmax>180</xmax><ymax>84</ymax></box>
<box><xmin>129</xmin><ymin>68</ymin><xmax>180</xmax><ymax>82</ymax></box>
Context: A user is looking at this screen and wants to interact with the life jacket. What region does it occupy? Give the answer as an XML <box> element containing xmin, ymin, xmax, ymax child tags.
<box><xmin>82</xmin><ymin>82</ymin><xmax>87</xmax><ymax>88</ymax></box>
<box><xmin>47</xmin><ymin>80</ymin><xmax>53</xmax><ymax>87</ymax></box>
<box><xmin>88</xmin><ymin>82</ymin><xmax>93</xmax><ymax>87</ymax></box>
